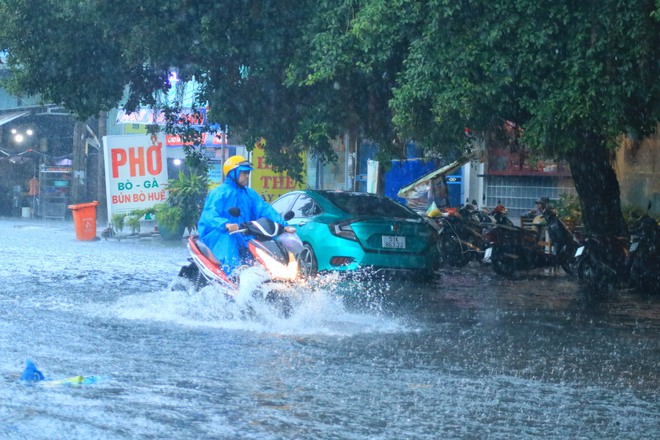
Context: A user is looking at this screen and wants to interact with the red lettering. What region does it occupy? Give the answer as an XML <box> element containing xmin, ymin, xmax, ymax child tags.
<box><xmin>256</xmin><ymin>157</ymin><xmax>271</xmax><ymax>169</ymax></box>
<box><xmin>146</xmin><ymin>143</ymin><xmax>163</xmax><ymax>175</ymax></box>
<box><xmin>128</xmin><ymin>147</ymin><xmax>146</xmax><ymax>177</ymax></box>
<box><xmin>111</xmin><ymin>149</ymin><xmax>127</xmax><ymax>178</ymax></box>
<box><xmin>271</xmin><ymin>176</ymin><xmax>283</xmax><ymax>189</ymax></box>
<box><xmin>112</xmin><ymin>194</ymin><xmax>131</xmax><ymax>204</ymax></box>
<box><xmin>147</xmin><ymin>191</ymin><xmax>165</xmax><ymax>201</ymax></box>
<box><xmin>260</xmin><ymin>176</ymin><xmax>272</xmax><ymax>189</ymax></box>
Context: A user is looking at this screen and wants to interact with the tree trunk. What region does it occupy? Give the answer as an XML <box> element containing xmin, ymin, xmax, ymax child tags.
<box><xmin>70</xmin><ymin>120</ymin><xmax>87</xmax><ymax>204</ymax></box>
<box><xmin>566</xmin><ymin>134</ymin><xmax>628</xmax><ymax>237</ymax></box>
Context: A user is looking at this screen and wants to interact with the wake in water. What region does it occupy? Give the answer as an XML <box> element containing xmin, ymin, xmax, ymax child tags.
<box><xmin>111</xmin><ymin>270</ymin><xmax>410</xmax><ymax>336</ymax></box>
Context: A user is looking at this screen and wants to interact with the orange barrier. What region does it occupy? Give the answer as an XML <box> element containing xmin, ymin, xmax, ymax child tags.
<box><xmin>68</xmin><ymin>201</ymin><xmax>99</xmax><ymax>241</ymax></box>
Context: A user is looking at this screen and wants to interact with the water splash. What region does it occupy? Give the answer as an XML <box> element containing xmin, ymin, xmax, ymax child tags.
<box><xmin>110</xmin><ymin>271</ymin><xmax>409</xmax><ymax>337</ymax></box>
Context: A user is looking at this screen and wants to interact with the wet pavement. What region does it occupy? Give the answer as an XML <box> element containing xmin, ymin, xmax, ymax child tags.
<box><xmin>1</xmin><ymin>218</ymin><xmax>658</xmax><ymax>439</ymax></box>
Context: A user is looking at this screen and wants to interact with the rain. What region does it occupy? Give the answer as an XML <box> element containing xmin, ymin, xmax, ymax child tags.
<box><xmin>1</xmin><ymin>1</ymin><xmax>659</xmax><ymax>439</ymax></box>
<box><xmin>1</xmin><ymin>218</ymin><xmax>658</xmax><ymax>439</ymax></box>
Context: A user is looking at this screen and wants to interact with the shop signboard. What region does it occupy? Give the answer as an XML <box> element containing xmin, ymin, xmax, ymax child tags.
<box><xmin>249</xmin><ymin>146</ymin><xmax>305</xmax><ymax>202</ymax></box>
<box><xmin>103</xmin><ymin>134</ymin><xmax>169</xmax><ymax>221</ymax></box>
<box><xmin>115</xmin><ymin>107</ymin><xmax>206</xmax><ymax>126</ymax></box>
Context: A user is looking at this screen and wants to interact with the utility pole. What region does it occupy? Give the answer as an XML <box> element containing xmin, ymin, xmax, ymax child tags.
<box><xmin>96</xmin><ymin>112</ymin><xmax>108</xmax><ymax>224</ymax></box>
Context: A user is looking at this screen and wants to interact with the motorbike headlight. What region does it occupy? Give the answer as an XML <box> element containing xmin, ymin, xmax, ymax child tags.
<box><xmin>254</xmin><ymin>247</ymin><xmax>298</xmax><ymax>281</ymax></box>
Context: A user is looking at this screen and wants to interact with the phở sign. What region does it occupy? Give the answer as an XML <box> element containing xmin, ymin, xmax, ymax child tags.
<box><xmin>103</xmin><ymin>134</ymin><xmax>169</xmax><ymax>221</ymax></box>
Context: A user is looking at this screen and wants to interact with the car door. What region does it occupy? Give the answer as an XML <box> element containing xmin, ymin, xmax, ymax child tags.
<box><xmin>287</xmin><ymin>194</ymin><xmax>322</xmax><ymax>244</ymax></box>
<box><xmin>271</xmin><ymin>193</ymin><xmax>299</xmax><ymax>217</ymax></box>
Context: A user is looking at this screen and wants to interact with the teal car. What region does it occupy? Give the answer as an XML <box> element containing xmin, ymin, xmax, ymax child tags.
<box><xmin>271</xmin><ymin>190</ymin><xmax>439</xmax><ymax>278</ymax></box>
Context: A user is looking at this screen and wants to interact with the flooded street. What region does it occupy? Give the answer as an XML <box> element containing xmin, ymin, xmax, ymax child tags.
<box><xmin>1</xmin><ymin>218</ymin><xmax>658</xmax><ymax>439</ymax></box>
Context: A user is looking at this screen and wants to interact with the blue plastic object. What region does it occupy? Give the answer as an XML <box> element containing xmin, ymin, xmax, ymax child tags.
<box><xmin>20</xmin><ymin>359</ymin><xmax>45</xmax><ymax>382</ymax></box>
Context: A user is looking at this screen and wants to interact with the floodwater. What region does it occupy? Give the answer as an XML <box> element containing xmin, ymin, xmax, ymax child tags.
<box><xmin>0</xmin><ymin>218</ymin><xmax>658</xmax><ymax>439</ymax></box>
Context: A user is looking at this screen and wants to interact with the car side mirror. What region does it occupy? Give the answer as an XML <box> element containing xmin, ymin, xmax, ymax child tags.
<box><xmin>283</xmin><ymin>210</ymin><xmax>295</xmax><ymax>221</ymax></box>
<box><xmin>228</xmin><ymin>207</ymin><xmax>241</xmax><ymax>217</ymax></box>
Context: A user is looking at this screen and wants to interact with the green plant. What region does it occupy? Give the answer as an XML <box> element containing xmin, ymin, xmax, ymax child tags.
<box><xmin>153</xmin><ymin>203</ymin><xmax>183</xmax><ymax>238</ymax></box>
<box><xmin>621</xmin><ymin>204</ymin><xmax>645</xmax><ymax>229</ymax></box>
<box><xmin>166</xmin><ymin>170</ymin><xmax>208</xmax><ymax>233</ymax></box>
<box><xmin>110</xmin><ymin>213</ymin><xmax>127</xmax><ymax>235</ymax></box>
<box><xmin>555</xmin><ymin>193</ymin><xmax>582</xmax><ymax>225</ymax></box>
<box><xmin>126</xmin><ymin>214</ymin><xmax>141</xmax><ymax>234</ymax></box>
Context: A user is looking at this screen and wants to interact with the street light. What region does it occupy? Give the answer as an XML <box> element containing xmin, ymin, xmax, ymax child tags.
<box><xmin>11</xmin><ymin>128</ymin><xmax>34</xmax><ymax>144</ymax></box>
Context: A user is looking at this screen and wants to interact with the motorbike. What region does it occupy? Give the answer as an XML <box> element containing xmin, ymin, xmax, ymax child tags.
<box><xmin>430</xmin><ymin>201</ymin><xmax>517</xmax><ymax>268</ymax></box>
<box><xmin>627</xmin><ymin>203</ymin><xmax>660</xmax><ymax>292</ymax></box>
<box><xmin>178</xmin><ymin>208</ymin><xmax>303</xmax><ymax>317</ymax></box>
<box><xmin>431</xmin><ymin>204</ymin><xmax>492</xmax><ymax>267</ymax></box>
<box><xmin>488</xmin><ymin>204</ymin><xmax>515</xmax><ymax>227</ymax></box>
<box><xmin>574</xmin><ymin>231</ymin><xmax>631</xmax><ymax>293</ymax></box>
<box><xmin>483</xmin><ymin>208</ymin><xmax>579</xmax><ymax>276</ymax></box>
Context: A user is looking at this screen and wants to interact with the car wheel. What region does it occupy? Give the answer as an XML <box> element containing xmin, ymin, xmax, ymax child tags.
<box><xmin>297</xmin><ymin>244</ymin><xmax>318</xmax><ymax>279</ymax></box>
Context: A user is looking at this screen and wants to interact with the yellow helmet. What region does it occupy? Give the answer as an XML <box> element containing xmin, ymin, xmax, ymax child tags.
<box><xmin>222</xmin><ymin>155</ymin><xmax>253</xmax><ymax>177</ymax></box>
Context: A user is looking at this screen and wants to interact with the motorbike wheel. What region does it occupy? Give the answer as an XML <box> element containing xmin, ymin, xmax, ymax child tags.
<box><xmin>264</xmin><ymin>292</ymin><xmax>293</xmax><ymax>319</ymax></box>
<box><xmin>560</xmin><ymin>244</ymin><xmax>579</xmax><ymax>276</ymax></box>
<box><xmin>297</xmin><ymin>244</ymin><xmax>318</xmax><ymax>279</ymax></box>
<box><xmin>491</xmin><ymin>249</ymin><xmax>516</xmax><ymax>276</ymax></box>
<box><xmin>577</xmin><ymin>255</ymin><xmax>614</xmax><ymax>292</ymax></box>
<box><xmin>438</xmin><ymin>234</ymin><xmax>471</xmax><ymax>267</ymax></box>
<box><xmin>177</xmin><ymin>262</ymin><xmax>206</xmax><ymax>290</ymax></box>
<box><xmin>630</xmin><ymin>257</ymin><xmax>660</xmax><ymax>293</ymax></box>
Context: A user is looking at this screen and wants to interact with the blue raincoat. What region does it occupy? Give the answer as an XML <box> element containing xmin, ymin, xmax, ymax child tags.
<box><xmin>197</xmin><ymin>174</ymin><xmax>288</xmax><ymax>275</ymax></box>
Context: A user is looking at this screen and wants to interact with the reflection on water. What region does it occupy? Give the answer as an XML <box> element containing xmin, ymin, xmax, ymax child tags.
<box><xmin>0</xmin><ymin>219</ymin><xmax>658</xmax><ymax>439</ymax></box>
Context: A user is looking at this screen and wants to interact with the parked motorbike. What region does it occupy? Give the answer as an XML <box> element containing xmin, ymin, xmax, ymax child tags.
<box><xmin>628</xmin><ymin>203</ymin><xmax>660</xmax><ymax>292</ymax></box>
<box><xmin>178</xmin><ymin>208</ymin><xmax>303</xmax><ymax>317</ymax></box>
<box><xmin>574</xmin><ymin>232</ymin><xmax>630</xmax><ymax>293</ymax></box>
<box><xmin>483</xmin><ymin>208</ymin><xmax>579</xmax><ymax>276</ymax></box>
<box><xmin>431</xmin><ymin>204</ymin><xmax>492</xmax><ymax>267</ymax></box>
<box><xmin>488</xmin><ymin>204</ymin><xmax>515</xmax><ymax>227</ymax></box>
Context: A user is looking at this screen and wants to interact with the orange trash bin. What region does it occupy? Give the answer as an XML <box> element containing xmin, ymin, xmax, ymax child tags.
<box><xmin>68</xmin><ymin>201</ymin><xmax>99</xmax><ymax>241</ymax></box>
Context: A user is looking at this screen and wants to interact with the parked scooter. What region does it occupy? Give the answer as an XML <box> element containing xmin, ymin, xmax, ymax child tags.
<box><xmin>178</xmin><ymin>208</ymin><xmax>303</xmax><ymax>317</ymax></box>
<box><xmin>574</xmin><ymin>231</ymin><xmax>630</xmax><ymax>293</ymax></box>
<box><xmin>628</xmin><ymin>203</ymin><xmax>660</xmax><ymax>292</ymax></box>
<box><xmin>488</xmin><ymin>204</ymin><xmax>515</xmax><ymax>227</ymax></box>
<box><xmin>484</xmin><ymin>207</ymin><xmax>579</xmax><ymax>276</ymax></box>
<box><xmin>432</xmin><ymin>203</ymin><xmax>492</xmax><ymax>267</ymax></box>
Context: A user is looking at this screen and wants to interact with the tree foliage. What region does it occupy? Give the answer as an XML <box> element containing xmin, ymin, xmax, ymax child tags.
<box><xmin>0</xmin><ymin>0</ymin><xmax>391</xmax><ymax>179</ymax></box>
<box><xmin>1</xmin><ymin>0</ymin><xmax>659</xmax><ymax>234</ymax></box>
<box><xmin>303</xmin><ymin>0</ymin><xmax>659</xmax><ymax>234</ymax></box>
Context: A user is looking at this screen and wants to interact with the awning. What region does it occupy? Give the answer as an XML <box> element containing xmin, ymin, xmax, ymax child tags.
<box><xmin>0</xmin><ymin>111</ymin><xmax>29</xmax><ymax>126</ymax></box>
<box><xmin>397</xmin><ymin>157</ymin><xmax>470</xmax><ymax>199</ymax></box>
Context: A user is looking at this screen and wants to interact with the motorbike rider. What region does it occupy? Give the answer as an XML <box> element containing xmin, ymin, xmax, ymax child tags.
<box><xmin>197</xmin><ymin>155</ymin><xmax>295</xmax><ymax>276</ymax></box>
<box><xmin>526</xmin><ymin>197</ymin><xmax>551</xmax><ymax>218</ymax></box>
<box><xmin>524</xmin><ymin>197</ymin><xmax>553</xmax><ymax>240</ymax></box>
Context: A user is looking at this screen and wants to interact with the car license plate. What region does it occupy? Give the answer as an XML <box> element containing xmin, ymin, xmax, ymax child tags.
<box><xmin>483</xmin><ymin>247</ymin><xmax>492</xmax><ymax>261</ymax></box>
<box><xmin>575</xmin><ymin>246</ymin><xmax>584</xmax><ymax>257</ymax></box>
<box><xmin>382</xmin><ymin>235</ymin><xmax>406</xmax><ymax>249</ymax></box>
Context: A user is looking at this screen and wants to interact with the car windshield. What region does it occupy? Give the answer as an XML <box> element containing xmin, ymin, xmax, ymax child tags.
<box><xmin>321</xmin><ymin>192</ymin><xmax>418</xmax><ymax>218</ymax></box>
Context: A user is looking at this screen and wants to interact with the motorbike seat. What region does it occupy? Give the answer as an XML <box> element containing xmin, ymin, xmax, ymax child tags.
<box><xmin>195</xmin><ymin>238</ymin><xmax>221</xmax><ymax>265</ymax></box>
